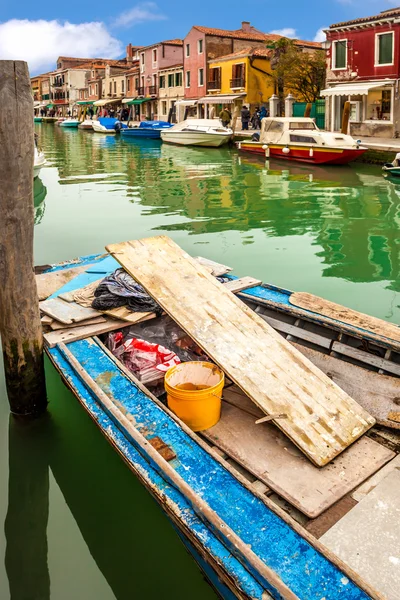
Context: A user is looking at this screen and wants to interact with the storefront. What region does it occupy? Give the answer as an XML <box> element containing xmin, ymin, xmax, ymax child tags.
<box><xmin>321</xmin><ymin>81</ymin><xmax>396</xmax><ymax>138</ymax></box>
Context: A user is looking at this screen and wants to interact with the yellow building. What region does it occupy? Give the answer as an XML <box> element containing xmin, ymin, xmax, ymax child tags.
<box><xmin>205</xmin><ymin>47</ymin><xmax>274</xmax><ymax>117</ymax></box>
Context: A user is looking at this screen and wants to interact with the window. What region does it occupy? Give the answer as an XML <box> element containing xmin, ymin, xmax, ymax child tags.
<box><xmin>175</xmin><ymin>72</ymin><xmax>182</xmax><ymax>86</ymax></box>
<box><xmin>140</xmin><ymin>53</ymin><xmax>145</xmax><ymax>65</ymax></box>
<box><xmin>376</xmin><ymin>32</ymin><xmax>394</xmax><ymax>66</ymax></box>
<box><xmin>153</xmin><ymin>48</ymin><xmax>157</xmax><ymax>64</ymax></box>
<box><xmin>109</xmin><ymin>82</ymin><xmax>112</xmax><ymax>95</ymax></box>
<box><xmin>122</xmin><ymin>80</ymin><xmax>124</xmax><ymax>93</ymax></box>
<box><xmin>367</xmin><ymin>89</ymin><xmax>392</xmax><ymax>120</ymax></box>
<box><xmin>231</xmin><ymin>64</ymin><xmax>245</xmax><ymax>88</ymax></box>
<box><xmin>161</xmin><ymin>100</ymin><xmax>167</xmax><ymax>115</ymax></box>
<box><xmin>95</xmin><ymin>83</ymin><xmax>98</xmax><ymax>96</ymax></box>
<box><xmin>208</xmin><ymin>67</ymin><xmax>221</xmax><ymax>89</ymax></box>
<box><xmin>186</xmin><ymin>43</ymin><xmax>190</xmax><ymax>57</ymax></box>
<box><xmin>198</xmin><ymin>68</ymin><xmax>204</xmax><ymax>86</ymax></box>
<box><xmin>168</xmin><ymin>73</ymin><xmax>174</xmax><ymax>87</ymax></box>
<box><xmin>332</xmin><ymin>40</ymin><xmax>347</xmax><ymax>69</ymax></box>
<box><xmin>135</xmin><ymin>78</ymin><xmax>139</xmax><ymax>90</ymax></box>
<box><xmin>114</xmin><ymin>81</ymin><xmax>116</xmax><ymax>94</ymax></box>
<box><xmin>198</xmin><ymin>39</ymin><xmax>203</xmax><ymax>54</ymax></box>
<box><xmin>289</xmin><ymin>121</ymin><xmax>316</xmax><ymax>130</ymax></box>
<box><xmin>127</xmin><ymin>79</ymin><xmax>130</xmax><ymax>92</ymax></box>
<box><xmin>290</xmin><ymin>134</ymin><xmax>317</xmax><ymax>143</ymax></box>
<box><xmin>186</xmin><ymin>70</ymin><xmax>191</xmax><ymax>87</ymax></box>
<box><xmin>159</xmin><ymin>75</ymin><xmax>165</xmax><ymax>88</ymax></box>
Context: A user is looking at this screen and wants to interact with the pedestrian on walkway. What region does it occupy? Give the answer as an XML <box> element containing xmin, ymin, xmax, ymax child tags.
<box><xmin>241</xmin><ymin>105</ymin><xmax>250</xmax><ymax>130</ymax></box>
<box><xmin>219</xmin><ymin>106</ymin><xmax>232</xmax><ymax>127</ymax></box>
<box><xmin>259</xmin><ymin>105</ymin><xmax>267</xmax><ymax>121</ymax></box>
<box><xmin>251</xmin><ymin>106</ymin><xmax>261</xmax><ymax>129</ymax></box>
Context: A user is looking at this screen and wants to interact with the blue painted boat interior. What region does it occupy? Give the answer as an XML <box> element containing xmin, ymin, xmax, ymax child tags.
<box><xmin>98</xmin><ymin>118</ymin><xmax>127</xmax><ymax>129</ymax></box>
<box><xmin>50</xmin><ymin>337</ymin><xmax>370</xmax><ymax>600</ymax></box>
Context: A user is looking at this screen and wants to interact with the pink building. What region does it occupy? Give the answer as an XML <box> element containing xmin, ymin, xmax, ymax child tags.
<box><xmin>137</xmin><ymin>39</ymin><xmax>183</xmax><ymax>119</ymax></box>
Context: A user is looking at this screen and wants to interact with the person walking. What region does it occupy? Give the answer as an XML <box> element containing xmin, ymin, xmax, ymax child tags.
<box><xmin>219</xmin><ymin>106</ymin><xmax>232</xmax><ymax>127</ymax></box>
<box><xmin>241</xmin><ymin>105</ymin><xmax>250</xmax><ymax>130</ymax></box>
<box><xmin>251</xmin><ymin>106</ymin><xmax>261</xmax><ymax>129</ymax></box>
<box><xmin>259</xmin><ymin>105</ymin><xmax>267</xmax><ymax>121</ymax></box>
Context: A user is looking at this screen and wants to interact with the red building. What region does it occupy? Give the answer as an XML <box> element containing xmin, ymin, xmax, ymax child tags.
<box><xmin>322</xmin><ymin>7</ymin><xmax>400</xmax><ymax>137</ymax></box>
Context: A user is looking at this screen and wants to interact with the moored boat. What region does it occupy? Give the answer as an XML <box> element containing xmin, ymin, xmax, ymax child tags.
<box><xmin>121</xmin><ymin>120</ymin><xmax>173</xmax><ymax>139</ymax></box>
<box><xmin>382</xmin><ymin>152</ymin><xmax>400</xmax><ymax>177</ymax></box>
<box><xmin>60</xmin><ymin>118</ymin><xmax>80</xmax><ymax>128</ymax></box>
<box><xmin>92</xmin><ymin>117</ymin><xmax>127</xmax><ymax>134</ymax></box>
<box><xmin>78</xmin><ymin>119</ymin><xmax>97</xmax><ymax>130</ymax></box>
<box><xmin>34</xmin><ymin>116</ymin><xmax>43</xmax><ymax>123</ymax></box>
<box><xmin>237</xmin><ymin>117</ymin><xmax>367</xmax><ymax>165</ymax></box>
<box><xmin>161</xmin><ymin>119</ymin><xmax>233</xmax><ymax>147</ymax></box>
<box><xmin>37</xmin><ymin>238</ymin><xmax>400</xmax><ymax>600</ymax></box>
<box><xmin>34</xmin><ymin>140</ymin><xmax>46</xmax><ymax>178</ymax></box>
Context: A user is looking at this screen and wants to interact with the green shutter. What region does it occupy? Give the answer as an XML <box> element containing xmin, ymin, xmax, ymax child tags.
<box><xmin>335</xmin><ymin>41</ymin><xmax>346</xmax><ymax>69</ymax></box>
<box><xmin>168</xmin><ymin>74</ymin><xmax>174</xmax><ymax>87</ymax></box>
<box><xmin>378</xmin><ymin>33</ymin><xmax>393</xmax><ymax>65</ymax></box>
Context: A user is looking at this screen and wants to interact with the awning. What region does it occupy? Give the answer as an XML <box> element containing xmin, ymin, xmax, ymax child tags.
<box><xmin>320</xmin><ymin>82</ymin><xmax>392</xmax><ymax>97</ymax></box>
<box><xmin>176</xmin><ymin>99</ymin><xmax>198</xmax><ymax>106</ymax></box>
<box><xmin>93</xmin><ymin>98</ymin><xmax>122</xmax><ymax>106</ymax></box>
<box><xmin>46</xmin><ymin>104</ymin><xmax>54</xmax><ymax>108</ymax></box>
<box><xmin>76</xmin><ymin>101</ymin><xmax>94</xmax><ymax>105</ymax></box>
<box><xmin>124</xmin><ymin>97</ymin><xmax>152</xmax><ymax>105</ymax></box>
<box><xmin>198</xmin><ymin>94</ymin><xmax>245</xmax><ymax>104</ymax></box>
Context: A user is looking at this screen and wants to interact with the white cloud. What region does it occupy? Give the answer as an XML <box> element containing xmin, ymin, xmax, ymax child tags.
<box><xmin>113</xmin><ymin>2</ymin><xmax>167</xmax><ymax>28</ymax></box>
<box><xmin>314</xmin><ymin>27</ymin><xmax>327</xmax><ymax>42</ymax></box>
<box><xmin>0</xmin><ymin>19</ymin><xmax>123</xmax><ymax>74</ymax></box>
<box><xmin>269</xmin><ymin>28</ymin><xmax>297</xmax><ymax>38</ymax></box>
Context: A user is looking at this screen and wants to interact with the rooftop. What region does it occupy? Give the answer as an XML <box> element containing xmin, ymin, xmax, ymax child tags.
<box><xmin>139</xmin><ymin>38</ymin><xmax>183</xmax><ymax>50</ymax></box>
<box><xmin>191</xmin><ymin>25</ymin><xmax>321</xmax><ymax>48</ymax></box>
<box><xmin>329</xmin><ymin>7</ymin><xmax>400</xmax><ymax>29</ymax></box>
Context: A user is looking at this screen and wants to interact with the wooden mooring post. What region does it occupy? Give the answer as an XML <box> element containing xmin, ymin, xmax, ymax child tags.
<box><xmin>0</xmin><ymin>60</ymin><xmax>47</xmax><ymax>416</ymax></box>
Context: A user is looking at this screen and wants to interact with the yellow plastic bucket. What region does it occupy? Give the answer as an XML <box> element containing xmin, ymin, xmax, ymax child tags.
<box><xmin>164</xmin><ymin>362</ymin><xmax>224</xmax><ymax>432</ymax></box>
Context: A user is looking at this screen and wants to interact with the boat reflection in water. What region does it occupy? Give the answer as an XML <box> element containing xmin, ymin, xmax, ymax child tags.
<box><xmin>34</xmin><ymin>176</ymin><xmax>47</xmax><ymax>225</ymax></box>
<box><xmin>120</xmin><ymin>136</ymin><xmax>162</xmax><ymax>159</ymax></box>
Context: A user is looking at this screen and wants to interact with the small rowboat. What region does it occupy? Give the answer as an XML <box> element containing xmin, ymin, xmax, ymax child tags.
<box><xmin>382</xmin><ymin>153</ymin><xmax>400</xmax><ymax>177</ymax></box>
<box><xmin>121</xmin><ymin>120</ymin><xmax>173</xmax><ymax>139</ymax></box>
<box><xmin>38</xmin><ymin>244</ymin><xmax>400</xmax><ymax>600</ymax></box>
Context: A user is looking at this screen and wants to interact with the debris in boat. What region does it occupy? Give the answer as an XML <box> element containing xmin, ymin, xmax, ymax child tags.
<box><xmin>50</xmin><ymin>316</ymin><xmax>106</xmax><ymax>330</ymax></box>
<box><xmin>106</xmin><ymin>235</ymin><xmax>376</xmax><ymax>467</ymax></box>
<box><xmin>92</xmin><ymin>268</ymin><xmax>162</xmax><ymax>315</ymax></box>
<box><xmin>36</xmin><ymin>264</ymin><xmax>92</xmax><ymax>300</ymax></box>
<box><xmin>107</xmin><ymin>331</ymin><xmax>180</xmax><ymax>385</ymax></box>
<box><xmin>73</xmin><ymin>279</ymin><xmax>102</xmax><ymax>308</ymax></box>
<box><xmin>39</xmin><ymin>297</ymin><xmax>101</xmax><ymax>324</ymax></box>
<box><xmin>43</xmin><ymin>318</ymin><xmax>130</xmax><ymax>348</ymax></box>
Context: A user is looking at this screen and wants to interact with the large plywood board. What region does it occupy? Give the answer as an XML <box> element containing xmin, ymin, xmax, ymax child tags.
<box><xmin>321</xmin><ymin>471</ymin><xmax>400</xmax><ymax>600</ymax></box>
<box><xmin>203</xmin><ymin>390</ymin><xmax>394</xmax><ymax>517</ymax></box>
<box><xmin>106</xmin><ymin>236</ymin><xmax>375</xmax><ymax>467</ymax></box>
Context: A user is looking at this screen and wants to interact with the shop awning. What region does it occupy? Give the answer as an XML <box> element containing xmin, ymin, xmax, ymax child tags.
<box><xmin>122</xmin><ymin>97</ymin><xmax>152</xmax><ymax>105</ymax></box>
<box><xmin>198</xmin><ymin>94</ymin><xmax>245</xmax><ymax>104</ymax></box>
<box><xmin>175</xmin><ymin>99</ymin><xmax>198</xmax><ymax>106</ymax></box>
<box><xmin>320</xmin><ymin>82</ymin><xmax>392</xmax><ymax>97</ymax></box>
<box><xmin>93</xmin><ymin>98</ymin><xmax>122</xmax><ymax>106</ymax></box>
<box><xmin>76</xmin><ymin>101</ymin><xmax>94</xmax><ymax>105</ymax></box>
<box><xmin>46</xmin><ymin>104</ymin><xmax>54</xmax><ymax>108</ymax></box>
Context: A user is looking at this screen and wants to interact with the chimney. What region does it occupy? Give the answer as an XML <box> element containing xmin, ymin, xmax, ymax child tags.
<box><xmin>242</xmin><ymin>21</ymin><xmax>251</xmax><ymax>32</ymax></box>
<box><xmin>126</xmin><ymin>43</ymin><xmax>133</xmax><ymax>63</ymax></box>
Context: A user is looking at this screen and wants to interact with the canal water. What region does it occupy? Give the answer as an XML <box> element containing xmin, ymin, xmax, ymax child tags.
<box><xmin>0</xmin><ymin>123</ymin><xmax>399</xmax><ymax>598</ymax></box>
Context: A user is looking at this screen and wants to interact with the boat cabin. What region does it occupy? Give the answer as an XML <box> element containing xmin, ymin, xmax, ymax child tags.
<box><xmin>260</xmin><ymin>117</ymin><xmax>361</xmax><ymax>149</ymax></box>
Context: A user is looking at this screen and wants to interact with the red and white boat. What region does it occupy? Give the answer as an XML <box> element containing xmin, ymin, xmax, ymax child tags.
<box><xmin>237</xmin><ymin>117</ymin><xmax>367</xmax><ymax>165</ymax></box>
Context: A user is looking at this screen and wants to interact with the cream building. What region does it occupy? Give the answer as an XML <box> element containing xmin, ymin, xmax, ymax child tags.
<box><xmin>157</xmin><ymin>65</ymin><xmax>184</xmax><ymax>122</ymax></box>
<box><xmin>101</xmin><ymin>64</ymin><xmax>129</xmax><ymax>100</ymax></box>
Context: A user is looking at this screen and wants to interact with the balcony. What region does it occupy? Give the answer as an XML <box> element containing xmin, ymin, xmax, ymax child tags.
<box><xmin>230</xmin><ymin>77</ymin><xmax>245</xmax><ymax>89</ymax></box>
<box><xmin>137</xmin><ymin>86</ymin><xmax>145</xmax><ymax>96</ymax></box>
<box><xmin>208</xmin><ymin>80</ymin><xmax>221</xmax><ymax>90</ymax></box>
<box><xmin>148</xmin><ymin>85</ymin><xmax>157</xmax><ymax>95</ymax></box>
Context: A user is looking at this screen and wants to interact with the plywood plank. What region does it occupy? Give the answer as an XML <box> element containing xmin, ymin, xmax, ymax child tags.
<box><xmin>35</xmin><ymin>265</ymin><xmax>92</xmax><ymax>301</ymax></box>
<box><xmin>39</xmin><ymin>298</ymin><xmax>101</xmax><ymax>325</ymax></box>
<box><xmin>195</xmin><ymin>256</ymin><xmax>232</xmax><ymax>277</ymax></box>
<box><xmin>107</xmin><ymin>236</ymin><xmax>375</xmax><ymax>466</ymax></box>
<box><xmin>291</xmin><ymin>292</ymin><xmax>400</xmax><ymax>344</ymax></box>
<box><xmin>223</xmin><ymin>277</ymin><xmax>262</xmax><ymax>293</ymax></box>
<box><xmin>50</xmin><ymin>316</ymin><xmax>107</xmax><ymax>330</ymax></box>
<box><xmin>321</xmin><ymin>471</ymin><xmax>400</xmax><ymax>600</ymax></box>
<box><xmin>202</xmin><ymin>394</ymin><xmax>393</xmax><ymax>517</ymax></box>
<box><xmin>44</xmin><ymin>318</ymin><xmax>130</xmax><ymax>348</ymax></box>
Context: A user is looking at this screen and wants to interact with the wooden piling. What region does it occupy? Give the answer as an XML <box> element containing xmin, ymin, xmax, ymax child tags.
<box><xmin>304</xmin><ymin>103</ymin><xmax>313</xmax><ymax>118</ymax></box>
<box><xmin>0</xmin><ymin>60</ymin><xmax>47</xmax><ymax>416</ymax></box>
<box><xmin>341</xmin><ymin>101</ymin><xmax>351</xmax><ymax>135</ymax></box>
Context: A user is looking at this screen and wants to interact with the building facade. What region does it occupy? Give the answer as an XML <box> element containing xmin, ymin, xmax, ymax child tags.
<box><xmin>158</xmin><ymin>65</ymin><xmax>184</xmax><ymax>121</ymax></box>
<box><xmin>322</xmin><ymin>7</ymin><xmax>400</xmax><ymax>137</ymax></box>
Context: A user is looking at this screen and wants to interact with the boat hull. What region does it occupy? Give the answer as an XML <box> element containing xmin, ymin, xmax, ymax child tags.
<box><xmin>60</xmin><ymin>120</ymin><xmax>80</xmax><ymax>128</ymax></box>
<box><xmin>161</xmin><ymin>131</ymin><xmax>231</xmax><ymax>147</ymax></box>
<box><xmin>121</xmin><ymin>129</ymin><xmax>164</xmax><ymax>139</ymax></box>
<box><xmin>78</xmin><ymin>120</ymin><xmax>96</xmax><ymax>130</ymax></box>
<box><xmin>34</xmin><ymin>117</ymin><xmax>43</xmax><ymax>122</ymax></box>
<box><xmin>237</xmin><ymin>141</ymin><xmax>367</xmax><ymax>165</ymax></box>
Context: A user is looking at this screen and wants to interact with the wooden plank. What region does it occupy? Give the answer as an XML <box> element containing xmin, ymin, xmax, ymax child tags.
<box><xmin>50</xmin><ymin>316</ymin><xmax>107</xmax><ymax>330</ymax></box>
<box><xmin>202</xmin><ymin>394</ymin><xmax>393</xmax><ymax>517</ymax></box>
<box><xmin>39</xmin><ymin>298</ymin><xmax>101</xmax><ymax>325</ymax></box>
<box><xmin>195</xmin><ymin>256</ymin><xmax>232</xmax><ymax>277</ymax></box>
<box><xmin>351</xmin><ymin>455</ymin><xmax>400</xmax><ymax>502</ymax></box>
<box><xmin>223</xmin><ymin>277</ymin><xmax>262</xmax><ymax>293</ymax></box>
<box><xmin>321</xmin><ymin>471</ymin><xmax>400</xmax><ymax>600</ymax></box>
<box><xmin>291</xmin><ymin>292</ymin><xmax>400</xmax><ymax>344</ymax></box>
<box><xmin>102</xmin><ymin>306</ymin><xmax>155</xmax><ymax>324</ymax></box>
<box><xmin>40</xmin><ymin>315</ymin><xmax>53</xmax><ymax>325</ymax></box>
<box><xmin>331</xmin><ymin>341</ymin><xmax>400</xmax><ymax>376</ymax></box>
<box><xmin>43</xmin><ymin>318</ymin><xmax>130</xmax><ymax>348</ymax></box>
<box><xmin>260</xmin><ymin>314</ymin><xmax>332</xmax><ymax>349</ymax></box>
<box><xmin>107</xmin><ymin>236</ymin><xmax>375</xmax><ymax>467</ymax></box>
<box><xmin>35</xmin><ymin>265</ymin><xmax>91</xmax><ymax>301</ymax></box>
<box><xmin>292</xmin><ymin>343</ymin><xmax>400</xmax><ymax>430</ymax></box>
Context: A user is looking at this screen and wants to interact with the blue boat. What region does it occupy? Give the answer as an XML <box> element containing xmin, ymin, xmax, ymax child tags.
<box><xmin>121</xmin><ymin>120</ymin><xmax>173</xmax><ymax>139</ymax></box>
<box><xmin>92</xmin><ymin>118</ymin><xmax>128</xmax><ymax>134</ymax></box>
<box><xmin>38</xmin><ymin>245</ymin><xmax>400</xmax><ymax>600</ymax></box>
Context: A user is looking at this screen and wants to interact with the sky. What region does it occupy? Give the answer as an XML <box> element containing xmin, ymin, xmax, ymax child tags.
<box><xmin>0</xmin><ymin>0</ymin><xmax>399</xmax><ymax>75</ymax></box>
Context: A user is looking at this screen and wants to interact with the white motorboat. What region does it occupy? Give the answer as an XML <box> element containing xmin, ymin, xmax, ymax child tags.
<box><xmin>78</xmin><ymin>119</ymin><xmax>97</xmax><ymax>130</ymax></box>
<box><xmin>60</xmin><ymin>118</ymin><xmax>80</xmax><ymax>128</ymax></box>
<box><xmin>160</xmin><ymin>119</ymin><xmax>233</xmax><ymax>147</ymax></box>
<box><xmin>34</xmin><ymin>146</ymin><xmax>46</xmax><ymax>178</ymax></box>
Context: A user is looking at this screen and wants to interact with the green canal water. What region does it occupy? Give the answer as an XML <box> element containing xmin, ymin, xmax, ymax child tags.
<box><xmin>1</xmin><ymin>123</ymin><xmax>399</xmax><ymax>599</ymax></box>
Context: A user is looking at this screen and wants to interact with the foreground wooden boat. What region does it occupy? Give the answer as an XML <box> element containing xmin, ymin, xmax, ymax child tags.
<box><xmin>37</xmin><ymin>246</ymin><xmax>400</xmax><ymax>599</ymax></box>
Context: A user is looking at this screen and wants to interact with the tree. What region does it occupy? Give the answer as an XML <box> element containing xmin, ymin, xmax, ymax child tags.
<box><xmin>268</xmin><ymin>39</ymin><xmax>326</xmax><ymax>108</ymax></box>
